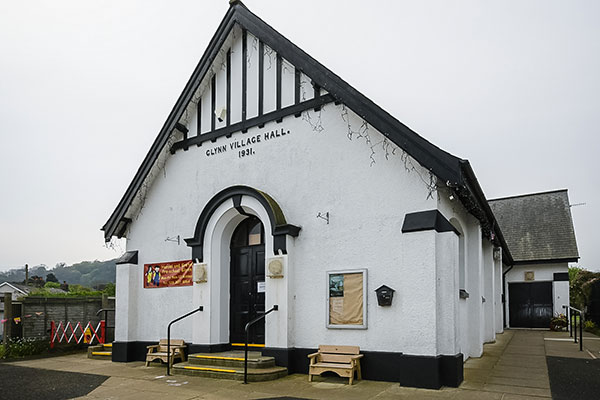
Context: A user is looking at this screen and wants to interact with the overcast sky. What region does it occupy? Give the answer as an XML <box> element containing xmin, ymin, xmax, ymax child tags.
<box><xmin>0</xmin><ymin>0</ymin><xmax>598</xmax><ymax>272</ymax></box>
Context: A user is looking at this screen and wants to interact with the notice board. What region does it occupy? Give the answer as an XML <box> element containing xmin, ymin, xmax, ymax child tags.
<box><xmin>327</xmin><ymin>269</ymin><xmax>367</xmax><ymax>328</ymax></box>
<box><xmin>144</xmin><ymin>260</ymin><xmax>194</xmax><ymax>288</ymax></box>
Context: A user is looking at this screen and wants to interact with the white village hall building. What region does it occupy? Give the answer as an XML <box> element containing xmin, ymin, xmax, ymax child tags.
<box><xmin>102</xmin><ymin>1</ymin><xmax>577</xmax><ymax>389</ymax></box>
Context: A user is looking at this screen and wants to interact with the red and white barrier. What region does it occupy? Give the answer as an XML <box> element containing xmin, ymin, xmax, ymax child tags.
<box><xmin>50</xmin><ymin>320</ymin><xmax>105</xmax><ymax>349</ymax></box>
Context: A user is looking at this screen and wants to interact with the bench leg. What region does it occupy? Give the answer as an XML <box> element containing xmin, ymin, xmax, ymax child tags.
<box><xmin>357</xmin><ymin>363</ymin><xmax>362</xmax><ymax>380</ymax></box>
<box><xmin>308</xmin><ymin>373</ymin><xmax>313</xmax><ymax>382</ymax></box>
<box><xmin>349</xmin><ymin>373</ymin><xmax>354</xmax><ymax>385</ymax></box>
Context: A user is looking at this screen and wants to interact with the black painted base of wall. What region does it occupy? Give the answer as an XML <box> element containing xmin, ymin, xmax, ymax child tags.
<box><xmin>188</xmin><ymin>343</ymin><xmax>231</xmax><ymax>354</ymax></box>
<box><xmin>112</xmin><ymin>341</ymin><xmax>154</xmax><ymax>363</ymax></box>
<box><xmin>111</xmin><ymin>341</ymin><xmax>463</xmax><ymax>389</ymax></box>
<box><xmin>263</xmin><ymin>347</ymin><xmax>463</xmax><ymax>389</ymax></box>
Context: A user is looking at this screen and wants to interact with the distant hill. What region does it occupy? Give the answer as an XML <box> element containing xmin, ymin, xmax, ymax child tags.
<box><xmin>0</xmin><ymin>259</ymin><xmax>117</xmax><ymax>287</ymax></box>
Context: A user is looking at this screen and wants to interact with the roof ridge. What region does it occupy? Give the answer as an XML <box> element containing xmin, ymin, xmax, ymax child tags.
<box><xmin>489</xmin><ymin>188</ymin><xmax>568</xmax><ymax>202</ymax></box>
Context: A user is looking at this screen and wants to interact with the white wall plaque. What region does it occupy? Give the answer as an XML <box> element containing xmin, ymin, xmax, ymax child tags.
<box><xmin>257</xmin><ymin>281</ymin><xmax>266</xmax><ymax>293</ymax></box>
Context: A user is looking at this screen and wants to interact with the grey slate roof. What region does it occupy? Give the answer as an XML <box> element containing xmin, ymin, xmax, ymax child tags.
<box><xmin>489</xmin><ymin>190</ymin><xmax>579</xmax><ymax>263</ymax></box>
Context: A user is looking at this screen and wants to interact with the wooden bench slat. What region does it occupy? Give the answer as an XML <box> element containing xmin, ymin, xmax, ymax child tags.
<box><xmin>318</xmin><ymin>345</ymin><xmax>360</xmax><ymax>354</ymax></box>
<box><xmin>158</xmin><ymin>339</ymin><xmax>185</xmax><ymax>346</ymax></box>
<box><xmin>320</xmin><ymin>354</ymin><xmax>354</xmax><ymax>363</ymax></box>
<box><xmin>312</xmin><ymin>362</ymin><xmax>353</xmax><ymax>369</ymax></box>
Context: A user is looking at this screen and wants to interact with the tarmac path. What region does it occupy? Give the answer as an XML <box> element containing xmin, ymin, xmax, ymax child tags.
<box><xmin>0</xmin><ymin>363</ymin><xmax>107</xmax><ymax>400</ymax></box>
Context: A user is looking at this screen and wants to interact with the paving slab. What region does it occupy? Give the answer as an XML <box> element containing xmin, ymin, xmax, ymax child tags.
<box><xmin>486</xmin><ymin>376</ymin><xmax>549</xmax><ymax>389</ymax></box>
<box><xmin>480</xmin><ymin>383</ymin><xmax>551</xmax><ymax>397</ymax></box>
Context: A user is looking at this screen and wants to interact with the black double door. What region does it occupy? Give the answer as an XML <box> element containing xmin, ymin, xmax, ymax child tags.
<box><xmin>509</xmin><ymin>282</ymin><xmax>553</xmax><ymax>328</ymax></box>
<box><xmin>230</xmin><ymin>236</ymin><xmax>265</xmax><ymax>344</ymax></box>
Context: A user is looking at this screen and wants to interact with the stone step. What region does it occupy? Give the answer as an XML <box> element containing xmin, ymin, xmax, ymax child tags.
<box><xmin>87</xmin><ymin>343</ymin><xmax>113</xmax><ymax>360</ymax></box>
<box><xmin>187</xmin><ymin>351</ymin><xmax>275</xmax><ymax>369</ymax></box>
<box><xmin>172</xmin><ymin>362</ymin><xmax>287</xmax><ymax>382</ymax></box>
<box><xmin>91</xmin><ymin>351</ymin><xmax>112</xmax><ymax>357</ymax></box>
<box><xmin>231</xmin><ymin>343</ymin><xmax>265</xmax><ymax>349</ymax></box>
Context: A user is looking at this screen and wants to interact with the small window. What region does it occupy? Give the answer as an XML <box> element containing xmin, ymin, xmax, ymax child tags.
<box><xmin>248</xmin><ymin>220</ymin><xmax>262</xmax><ymax>245</ymax></box>
<box><xmin>231</xmin><ymin>216</ymin><xmax>264</xmax><ymax>248</ymax></box>
<box><xmin>326</xmin><ymin>269</ymin><xmax>367</xmax><ymax>329</ymax></box>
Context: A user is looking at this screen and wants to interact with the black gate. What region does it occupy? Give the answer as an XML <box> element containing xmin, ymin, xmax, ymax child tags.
<box><xmin>588</xmin><ymin>280</ymin><xmax>600</xmax><ymax>326</ymax></box>
<box><xmin>509</xmin><ymin>281</ymin><xmax>553</xmax><ymax>328</ymax></box>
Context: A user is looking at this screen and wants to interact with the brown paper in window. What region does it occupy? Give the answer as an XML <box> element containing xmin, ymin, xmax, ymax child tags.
<box><xmin>329</xmin><ymin>297</ymin><xmax>344</xmax><ymax>324</ymax></box>
<box><xmin>342</xmin><ymin>273</ymin><xmax>363</xmax><ymax>324</ymax></box>
<box><xmin>329</xmin><ymin>272</ymin><xmax>363</xmax><ymax>325</ymax></box>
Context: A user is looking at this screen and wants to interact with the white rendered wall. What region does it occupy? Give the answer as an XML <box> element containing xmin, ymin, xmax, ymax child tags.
<box><xmin>482</xmin><ymin>241</ymin><xmax>495</xmax><ymax>343</ymax></box>
<box><xmin>121</xmin><ymin>102</ymin><xmax>447</xmax><ymax>355</ymax></box>
<box><xmin>438</xmin><ymin>194</ymin><xmax>486</xmax><ymax>359</ymax></box>
<box><xmin>494</xmin><ymin>251</ymin><xmax>504</xmax><ymax>334</ymax></box>
<box><xmin>435</xmin><ymin>231</ymin><xmax>460</xmax><ymax>355</ymax></box>
<box><xmin>504</xmin><ymin>263</ymin><xmax>570</xmax><ymax>327</ymax></box>
<box><xmin>115</xmin><ymin>263</ymin><xmax>138</xmax><ymax>342</ymax></box>
<box><xmin>467</xmin><ymin>221</ymin><xmax>484</xmax><ymax>357</ymax></box>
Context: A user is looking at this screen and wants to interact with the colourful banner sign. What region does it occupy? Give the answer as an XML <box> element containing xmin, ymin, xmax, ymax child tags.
<box><xmin>144</xmin><ymin>260</ymin><xmax>194</xmax><ymax>288</ymax></box>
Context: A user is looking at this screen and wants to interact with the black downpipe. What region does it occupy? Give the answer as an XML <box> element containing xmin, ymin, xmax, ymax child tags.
<box><xmin>166</xmin><ymin>306</ymin><xmax>203</xmax><ymax>376</ymax></box>
<box><xmin>502</xmin><ymin>265</ymin><xmax>514</xmax><ymax>327</ymax></box>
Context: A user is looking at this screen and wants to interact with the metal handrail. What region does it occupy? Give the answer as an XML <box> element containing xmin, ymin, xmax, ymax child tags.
<box><xmin>243</xmin><ymin>305</ymin><xmax>278</xmax><ymax>384</ymax></box>
<box><xmin>166</xmin><ymin>306</ymin><xmax>204</xmax><ymax>375</ymax></box>
<box><xmin>95</xmin><ymin>308</ymin><xmax>115</xmax><ymax>328</ymax></box>
<box><xmin>563</xmin><ymin>305</ymin><xmax>584</xmax><ymax>351</ymax></box>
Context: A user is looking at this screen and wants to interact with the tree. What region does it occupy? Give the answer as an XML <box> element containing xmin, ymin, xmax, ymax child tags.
<box><xmin>46</xmin><ymin>273</ymin><xmax>59</xmax><ymax>283</ymax></box>
<box><xmin>569</xmin><ymin>266</ymin><xmax>600</xmax><ymax>311</ymax></box>
<box><xmin>29</xmin><ymin>275</ymin><xmax>45</xmax><ymax>288</ymax></box>
<box><xmin>44</xmin><ymin>281</ymin><xmax>61</xmax><ymax>289</ymax></box>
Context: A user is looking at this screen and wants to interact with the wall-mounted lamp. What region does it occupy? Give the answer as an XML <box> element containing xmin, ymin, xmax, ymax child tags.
<box><xmin>493</xmin><ymin>247</ymin><xmax>501</xmax><ymax>261</ymax></box>
<box><xmin>193</xmin><ymin>261</ymin><xmax>207</xmax><ymax>283</ymax></box>
<box><xmin>267</xmin><ymin>258</ymin><xmax>284</xmax><ymax>279</ymax></box>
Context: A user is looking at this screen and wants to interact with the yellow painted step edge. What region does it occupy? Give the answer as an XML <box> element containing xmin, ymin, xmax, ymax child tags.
<box><xmin>183</xmin><ymin>366</ymin><xmax>236</xmax><ymax>373</ymax></box>
<box><xmin>192</xmin><ymin>355</ymin><xmax>245</xmax><ymax>361</ymax></box>
<box><xmin>91</xmin><ymin>351</ymin><xmax>112</xmax><ymax>356</ymax></box>
<box><xmin>231</xmin><ymin>343</ymin><xmax>265</xmax><ymax>348</ymax></box>
<box><xmin>103</xmin><ymin>343</ymin><xmax>113</xmax><ymax>348</ymax></box>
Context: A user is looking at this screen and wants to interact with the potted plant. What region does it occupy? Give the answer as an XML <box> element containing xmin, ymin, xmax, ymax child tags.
<box><xmin>550</xmin><ymin>313</ymin><xmax>568</xmax><ymax>331</ymax></box>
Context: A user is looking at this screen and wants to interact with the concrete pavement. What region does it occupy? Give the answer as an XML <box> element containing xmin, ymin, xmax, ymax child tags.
<box><xmin>3</xmin><ymin>329</ymin><xmax>598</xmax><ymax>399</ymax></box>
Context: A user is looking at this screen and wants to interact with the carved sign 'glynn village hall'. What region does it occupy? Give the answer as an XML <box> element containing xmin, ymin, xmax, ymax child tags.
<box><xmin>205</xmin><ymin>127</ymin><xmax>291</xmax><ymax>158</ymax></box>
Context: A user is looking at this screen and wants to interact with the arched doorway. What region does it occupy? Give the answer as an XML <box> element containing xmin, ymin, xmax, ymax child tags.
<box><xmin>229</xmin><ymin>216</ymin><xmax>266</xmax><ymax>344</ymax></box>
<box><xmin>185</xmin><ymin>186</ymin><xmax>300</xmax><ymax>347</ymax></box>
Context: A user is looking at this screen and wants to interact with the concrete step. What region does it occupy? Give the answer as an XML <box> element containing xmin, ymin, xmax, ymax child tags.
<box><xmin>87</xmin><ymin>343</ymin><xmax>113</xmax><ymax>360</ymax></box>
<box><xmin>231</xmin><ymin>342</ymin><xmax>265</xmax><ymax>349</ymax></box>
<box><xmin>172</xmin><ymin>362</ymin><xmax>287</xmax><ymax>382</ymax></box>
<box><xmin>187</xmin><ymin>351</ymin><xmax>275</xmax><ymax>369</ymax></box>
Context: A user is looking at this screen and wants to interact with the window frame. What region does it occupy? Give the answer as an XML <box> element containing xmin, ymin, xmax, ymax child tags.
<box><xmin>326</xmin><ymin>268</ymin><xmax>368</xmax><ymax>330</ymax></box>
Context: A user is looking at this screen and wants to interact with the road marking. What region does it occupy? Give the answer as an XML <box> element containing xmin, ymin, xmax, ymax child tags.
<box><xmin>586</xmin><ymin>349</ymin><xmax>597</xmax><ymax>359</ymax></box>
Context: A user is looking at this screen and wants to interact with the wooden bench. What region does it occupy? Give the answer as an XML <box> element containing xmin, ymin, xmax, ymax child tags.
<box><xmin>145</xmin><ymin>339</ymin><xmax>186</xmax><ymax>368</ymax></box>
<box><xmin>307</xmin><ymin>345</ymin><xmax>363</xmax><ymax>385</ymax></box>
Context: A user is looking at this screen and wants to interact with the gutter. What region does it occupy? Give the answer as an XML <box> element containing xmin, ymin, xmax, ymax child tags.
<box><xmin>458</xmin><ymin>160</ymin><xmax>514</xmax><ymax>265</ymax></box>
